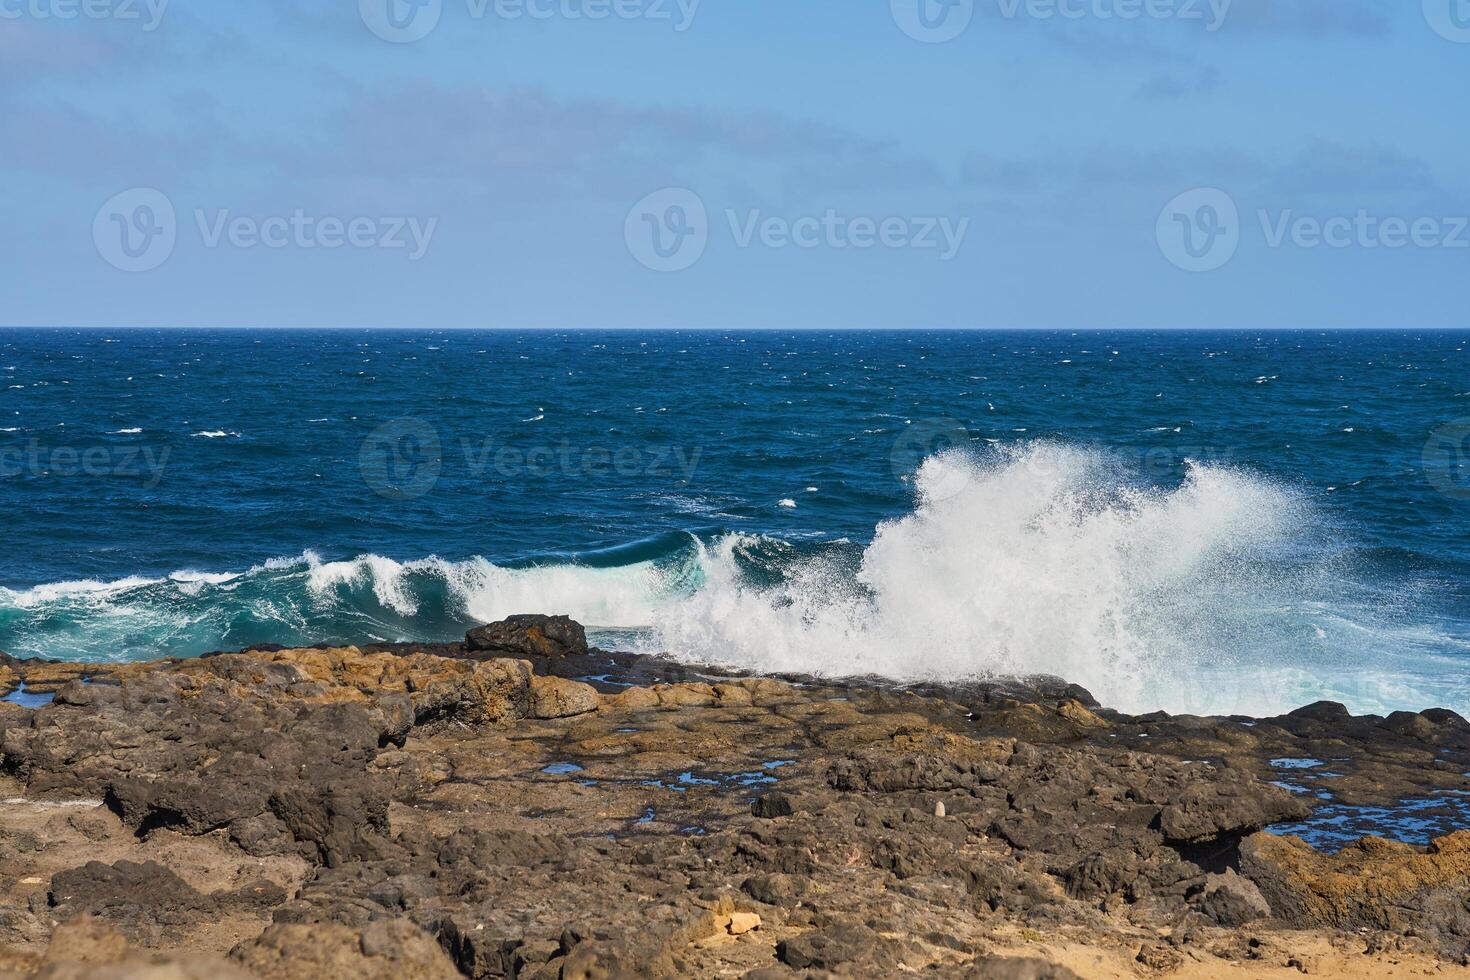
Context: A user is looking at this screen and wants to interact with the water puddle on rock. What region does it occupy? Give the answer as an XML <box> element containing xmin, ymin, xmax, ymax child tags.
<box><xmin>1</xmin><ymin>684</ymin><xmax>54</xmax><ymax>709</ymax></box>
<box><xmin>1269</xmin><ymin>758</ymin><xmax>1325</xmax><ymax>770</ymax></box>
<box><xmin>1269</xmin><ymin>792</ymin><xmax>1470</xmax><ymax>853</ymax></box>
<box><xmin>641</xmin><ymin>760</ymin><xmax>796</xmax><ymax>794</ymax></box>
<box><xmin>1261</xmin><ymin>757</ymin><xmax>1470</xmax><ymax>850</ymax></box>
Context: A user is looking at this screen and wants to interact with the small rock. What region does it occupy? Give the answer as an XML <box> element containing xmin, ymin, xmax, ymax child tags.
<box><xmin>1285</xmin><ymin>701</ymin><xmax>1351</xmax><ymax>723</ymax></box>
<box><xmin>934</xmin><ymin>801</ymin><xmax>946</xmax><ymax>818</ymax></box>
<box><xmin>728</xmin><ymin>912</ymin><xmax>761</xmax><ymax>935</ymax></box>
<box><xmin>777</xmin><ymin>921</ymin><xmax>879</xmax><ymax>970</ymax></box>
<box><xmin>742</xmin><ymin>873</ymin><xmax>810</xmax><ymax>908</ymax></box>
<box><xmin>1136</xmin><ymin>943</ymin><xmax>1184</xmax><ymax>971</ymax></box>
<box><xmin>1193</xmin><ymin>870</ymin><xmax>1271</xmax><ymax>927</ymax></box>
<box><xmin>528</xmin><ymin>676</ymin><xmax>601</xmax><ymax>719</ymax></box>
<box><xmin>752</xmin><ymin>794</ymin><xmax>795</xmax><ymax>819</ymax></box>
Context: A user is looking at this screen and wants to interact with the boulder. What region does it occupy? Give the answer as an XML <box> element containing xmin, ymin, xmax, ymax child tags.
<box><xmin>464</xmin><ymin>615</ymin><xmax>588</xmax><ymax>659</ymax></box>
<box><xmin>528</xmin><ymin>675</ymin><xmax>601</xmax><ymax>719</ymax></box>
<box><xmin>232</xmin><ymin>921</ymin><xmax>462</xmax><ymax>980</ymax></box>
<box><xmin>1191</xmin><ymin>870</ymin><xmax>1271</xmax><ymax>926</ymax></box>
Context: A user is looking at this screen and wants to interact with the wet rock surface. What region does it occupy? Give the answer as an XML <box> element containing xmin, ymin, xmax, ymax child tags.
<box><xmin>0</xmin><ymin>619</ymin><xmax>1467</xmax><ymax>977</ymax></box>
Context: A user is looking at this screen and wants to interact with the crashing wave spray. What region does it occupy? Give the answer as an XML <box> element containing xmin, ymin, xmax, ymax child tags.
<box><xmin>651</xmin><ymin>443</ymin><xmax>1350</xmax><ymax>714</ymax></box>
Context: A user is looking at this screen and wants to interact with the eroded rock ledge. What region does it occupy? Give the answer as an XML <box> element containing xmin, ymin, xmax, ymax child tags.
<box><xmin>0</xmin><ymin>615</ymin><xmax>1467</xmax><ymax>978</ymax></box>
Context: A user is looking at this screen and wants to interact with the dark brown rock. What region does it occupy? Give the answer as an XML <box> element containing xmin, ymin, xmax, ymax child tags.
<box><xmin>464</xmin><ymin>615</ymin><xmax>588</xmax><ymax>659</ymax></box>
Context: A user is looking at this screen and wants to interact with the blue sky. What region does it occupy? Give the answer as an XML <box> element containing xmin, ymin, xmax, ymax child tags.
<box><xmin>2</xmin><ymin>0</ymin><xmax>1467</xmax><ymax>328</ymax></box>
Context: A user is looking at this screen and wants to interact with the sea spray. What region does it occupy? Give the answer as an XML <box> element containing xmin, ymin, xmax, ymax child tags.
<box><xmin>650</xmin><ymin>443</ymin><xmax>1312</xmax><ymax>712</ymax></box>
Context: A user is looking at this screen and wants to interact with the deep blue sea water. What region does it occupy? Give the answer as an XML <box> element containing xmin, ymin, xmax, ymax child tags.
<box><xmin>1</xmin><ymin>329</ymin><xmax>1467</xmax><ymax>717</ymax></box>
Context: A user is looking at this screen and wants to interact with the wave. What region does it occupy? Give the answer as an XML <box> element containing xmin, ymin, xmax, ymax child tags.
<box><xmin>651</xmin><ymin>445</ymin><xmax>1448</xmax><ymax>715</ymax></box>
<box><xmin>0</xmin><ymin>548</ymin><xmax>688</xmax><ymax>664</ymax></box>
<box><xmin>1</xmin><ymin>444</ymin><xmax>1465</xmax><ymax>716</ymax></box>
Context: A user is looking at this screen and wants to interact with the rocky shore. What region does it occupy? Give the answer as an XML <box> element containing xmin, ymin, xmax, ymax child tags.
<box><xmin>1</xmin><ymin>616</ymin><xmax>1468</xmax><ymax>978</ymax></box>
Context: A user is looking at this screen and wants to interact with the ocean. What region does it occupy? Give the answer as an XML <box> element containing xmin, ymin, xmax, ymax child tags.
<box><xmin>1</xmin><ymin>329</ymin><xmax>1466</xmax><ymax>718</ymax></box>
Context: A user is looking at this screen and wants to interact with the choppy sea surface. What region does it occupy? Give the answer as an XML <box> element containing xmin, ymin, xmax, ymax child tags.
<box><xmin>1</xmin><ymin>329</ymin><xmax>1467</xmax><ymax>718</ymax></box>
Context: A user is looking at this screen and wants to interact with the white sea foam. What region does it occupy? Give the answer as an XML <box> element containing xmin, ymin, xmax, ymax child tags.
<box><xmin>0</xmin><ymin>576</ymin><xmax>163</xmax><ymax>609</ymax></box>
<box><xmin>649</xmin><ymin>444</ymin><xmax>1362</xmax><ymax>715</ymax></box>
<box><xmin>299</xmin><ymin>551</ymin><xmax>668</xmax><ymax>627</ymax></box>
<box><xmin>191</xmin><ymin>431</ymin><xmax>239</xmax><ymax>439</ymax></box>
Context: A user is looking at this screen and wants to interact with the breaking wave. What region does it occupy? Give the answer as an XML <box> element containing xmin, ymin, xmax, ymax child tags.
<box><xmin>2</xmin><ymin>444</ymin><xmax>1464</xmax><ymax>716</ymax></box>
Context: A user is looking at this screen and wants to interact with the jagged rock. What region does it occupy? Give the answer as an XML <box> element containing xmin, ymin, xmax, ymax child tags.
<box><xmin>1286</xmin><ymin>701</ymin><xmax>1352</xmax><ymax>723</ymax></box>
<box><xmin>741</xmin><ymin>873</ymin><xmax>811</xmax><ymax>908</ymax></box>
<box><xmin>2</xmin><ymin>617</ymin><xmax>1468</xmax><ymax>977</ymax></box>
<box><xmin>1240</xmin><ymin>831</ymin><xmax>1470</xmax><ymax>956</ymax></box>
<box><xmin>48</xmin><ymin>861</ymin><xmax>217</xmax><ymax>942</ymax></box>
<box><xmin>751</xmin><ymin>794</ymin><xmax>795</xmax><ymax>819</ymax></box>
<box><xmin>727</xmin><ymin>912</ymin><xmax>761</xmax><ymax>935</ymax></box>
<box><xmin>464</xmin><ymin>615</ymin><xmax>588</xmax><ymax>660</ymax></box>
<box><xmin>1192</xmin><ymin>870</ymin><xmax>1271</xmax><ymax>926</ymax></box>
<box><xmin>1157</xmin><ymin>779</ymin><xmax>1309</xmax><ymax>844</ymax></box>
<box><xmin>232</xmin><ymin>921</ymin><xmax>462</xmax><ymax>980</ymax></box>
<box><xmin>777</xmin><ymin>920</ymin><xmax>882</xmax><ymax>970</ymax></box>
<box><xmin>964</xmin><ymin>957</ymin><xmax>1084</xmax><ymax>979</ymax></box>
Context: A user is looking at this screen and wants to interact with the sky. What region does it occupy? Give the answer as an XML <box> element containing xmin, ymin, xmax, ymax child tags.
<box><xmin>1</xmin><ymin>0</ymin><xmax>1467</xmax><ymax>329</ymax></box>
